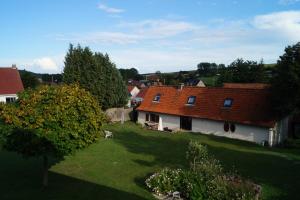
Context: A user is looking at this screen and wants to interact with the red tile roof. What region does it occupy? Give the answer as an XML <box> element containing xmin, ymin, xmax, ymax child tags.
<box><xmin>223</xmin><ymin>83</ymin><xmax>271</xmax><ymax>89</ymax></box>
<box><xmin>127</xmin><ymin>86</ymin><xmax>135</xmax><ymax>93</ymax></box>
<box><xmin>0</xmin><ymin>67</ymin><xmax>24</xmax><ymax>95</ymax></box>
<box><xmin>137</xmin><ymin>86</ymin><xmax>276</xmax><ymax>128</ymax></box>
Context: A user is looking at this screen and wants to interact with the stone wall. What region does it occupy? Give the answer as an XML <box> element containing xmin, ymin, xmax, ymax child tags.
<box><xmin>105</xmin><ymin>107</ymin><xmax>133</xmax><ymax>122</ymax></box>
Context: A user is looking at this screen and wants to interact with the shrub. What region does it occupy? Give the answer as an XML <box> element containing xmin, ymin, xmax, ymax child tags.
<box><xmin>186</xmin><ymin>140</ymin><xmax>223</xmax><ymax>176</ymax></box>
<box><xmin>146</xmin><ymin>141</ymin><xmax>260</xmax><ymax>200</ymax></box>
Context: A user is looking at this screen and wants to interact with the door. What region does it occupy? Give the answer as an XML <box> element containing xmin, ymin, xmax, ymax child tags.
<box><xmin>180</xmin><ymin>116</ymin><xmax>192</xmax><ymax>131</ymax></box>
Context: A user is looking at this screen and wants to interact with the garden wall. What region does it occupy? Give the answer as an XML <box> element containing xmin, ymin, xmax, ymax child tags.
<box><xmin>105</xmin><ymin>107</ymin><xmax>133</xmax><ymax>122</ymax></box>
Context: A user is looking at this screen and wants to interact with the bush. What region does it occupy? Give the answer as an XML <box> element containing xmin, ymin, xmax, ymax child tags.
<box><xmin>146</xmin><ymin>141</ymin><xmax>260</xmax><ymax>200</ymax></box>
<box><xmin>146</xmin><ymin>168</ymin><xmax>185</xmax><ymax>195</ymax></box>
<box><xmin>0</xmin><ymin>84</ymin><xmax>107</xmax><ymax>157</ymax></box>
<box><xmin>0</xmin><ymin>121</ymin><xmax>13</xmax><ymax>148</ymax></box>
<box><xmin>186</xmin><ymin>140</ymin><xmax>223</xmax><ymax>176</ymax></box>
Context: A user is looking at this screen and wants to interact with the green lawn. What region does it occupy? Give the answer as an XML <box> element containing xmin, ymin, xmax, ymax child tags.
<box><xmin>0</xmin><ymin>122</ymin><xmax>300</xmax><ymax>200</ymax></box>
<box><xmin>199</xmin><ymin>76</ymin><xmax>218</xmax><ymax>86</ymax></box>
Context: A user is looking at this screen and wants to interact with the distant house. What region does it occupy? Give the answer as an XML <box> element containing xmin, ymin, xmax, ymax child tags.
<box><xmin>186</xmin><ymin>79</ymin><xmax>206</xmax><ymax>87</ymax></box>
<box><xmin>136</xmin><ymin>85</ymin><xmax>288</xmax><ymax>146</ymax></box>
<box><xmin>134</xmin><ymin>88</ymin><xmax>149</xmax><ymax>104</ymax></box>
<box><xmin>128</xmin><ymin>80</ymin><xmax>146</xmax><ymax>88</ymax></box>
<box><xmin>0</xmin><ymin>66</ymin><xmax>24</xmax><ymax>103</ymax></box>
<box><xmin>127</xmin><ymin>86</ymin><xmax>140</xmax><ymax>107</ymax></box>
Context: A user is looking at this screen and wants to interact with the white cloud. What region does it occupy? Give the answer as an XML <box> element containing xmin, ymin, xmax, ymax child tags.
<box><xmin>32</xmin><ymin>57</ymin><xmax>59</xmax><ymax>71</ymax></box>
<box><xmin>253</xmin><ymin>11</ymin><xmax>300</xmax><ymax>42</ymax></box>
<box><xmin>56</xmin><ymin>32</ymin><xmax>141</xmax><ymax>45</ymax></box>
<box><xmin>55</xmin><ymin>19</ymin><xmax>198</xmax><ymax>45</ymax></box>
<box><xmin>279</xmin><ymin>0</ymin><xmax>300</xmax><ymax>5</ymax></box>
<box><xmin>119</xmin><ymin>20</ymin><xmax>199</xmax><ymax>38</ymax></box>
<box><xmin>97</xmin><ymin>3</ymin><xmax>125</xmax><ymax>14</ymax></box>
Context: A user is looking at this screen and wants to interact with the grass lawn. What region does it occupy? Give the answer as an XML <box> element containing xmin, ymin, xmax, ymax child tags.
<box><xmin>0</xmin><ymin>122</ymin><xmax>300</xmax><ymax>200</ymax></box>
<box><xmin>199</xmin><ymin>76</ymin><xmax>218</xmax><ymax>86</ymax></box>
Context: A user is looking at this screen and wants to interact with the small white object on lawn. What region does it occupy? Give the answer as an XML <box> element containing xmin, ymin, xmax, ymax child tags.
<box><xmin>172</xmin><ymin>191</ymin><xmax>180</xmax><ymax>199</ymax></box>
<box><xmin>104</xmin><ymin>130</ymin><xmax>113</xmax><ymax>139</ymax></box>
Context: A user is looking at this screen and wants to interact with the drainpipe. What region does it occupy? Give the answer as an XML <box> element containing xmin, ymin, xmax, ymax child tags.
<box><xmin>158</xmin><ymin>116</ymin><xmax>163</xmax><ymax>131</ymax></box>
<box><xmin>269</xmin><ymin>128</ymin><xmax>274</xmax><ymax>147</ymax></box>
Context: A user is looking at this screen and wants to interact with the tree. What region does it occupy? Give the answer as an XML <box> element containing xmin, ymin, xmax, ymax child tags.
<box><xmin>271</xmin><ymin>42</ymin><xmax>300</xmax><ymax>118</ymax></box>
<box><xmin>197</xmin><ymin>62</ymin><xmax>221</xmax><ymax>76</ymax></box>
<box><xmin>63</xmin><ymin>44</ymin><xmax>127</xmax><ymax>110</ymax></box>
<box><xmin>41</xmin><ymin>74</ymin><xmax>63</xmax><ymax>83</ymax></box>
<box><xmin>19</xmin><ymin>70</ymin><xmax>40</xmax><ymax>89</ymax></box>
<box><xmin>0</xmin><ymin>84</ymin><xmax>106</xmax><ymax>187</ymax></box>
<box><xmin>119</xmin><ymin>68</ymin><xmax>143</xmax><ymax>81</ymax></box>
<box><xmin>217</xmin><ymin>58</ymin><xmax>267</xmax><ymax>85</ymax></box>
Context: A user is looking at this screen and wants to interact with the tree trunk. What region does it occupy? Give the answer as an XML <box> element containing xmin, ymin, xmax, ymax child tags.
<box><xmin>43</xmin><ymin>155</ymin><xmax>48</xmax><ymax>187</ymax></box>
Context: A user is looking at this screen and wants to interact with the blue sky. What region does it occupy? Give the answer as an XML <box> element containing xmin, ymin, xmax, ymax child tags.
<box><xmin>0</xmin><ymin>0</ymin><xmax>300</xmax><ymax>73</ymax></box>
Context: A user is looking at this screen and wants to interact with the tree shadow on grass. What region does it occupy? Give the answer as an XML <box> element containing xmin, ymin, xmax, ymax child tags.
<box><xmin>113</xmin><ymin>129</ymin><xmax>190</xmax><ymax>169</ymax></box>
<box><xmin>0</xmin><ymin>151</ymin><xmax>147</xmax><ymax>200</ymax></box>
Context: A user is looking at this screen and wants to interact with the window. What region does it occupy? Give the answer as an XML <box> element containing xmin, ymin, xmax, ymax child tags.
<box><xmin>6</xmin><ymin>97</ymin><xmax>16</xmax><ymax>103</ymax></box>
<box><xmin>150</xmin><ymin>114</ymin><xmax>159</xmax><ymax>123</ymax></box>
<box><xmin>146</xmin><ymin>113</ymin><xmax>150</xmax><ymax>121</ymax></box>
<box><xmin>153</xmin><ymin>93</ymin><xmax>161</xmax><ymax>102</ymax></box>
<box><xmin>224</xmin><ymin>122</ymin><xmax>229</xmax><ymax>132</ymax></box>
<box><xmin>223</xmin><ymin>98</ymin><xmax>233</xmax><ymax>107</ymax></box>
<box><xmin>230</xmin><ymin>124</ymin><xmax>236</xmax><ymax>132</ymax></box>
<box><xmin>187</xmin><ymin>96</ymin><xmax>196</xmax><ymax>105</ymax></box>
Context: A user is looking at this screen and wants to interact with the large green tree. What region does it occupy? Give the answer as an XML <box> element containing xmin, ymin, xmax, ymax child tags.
<box><xmin>217</xmin><ymin>58</ymin><xmax>267</xmax><ymax>85</ymax></box>
<box><xmin>271</xmin><ymin>42</ymin><xmax>300</xmax><ymax>117</ymax></box>
<box><xmin>63</xmin><ymin>44</ymin><xmax>127</xmax><ymax>110</ymax></box>
<box><xmin>0</xmin><ymin>84</ymin><xmax>106</xmax><ymax>187</ymax></box>
<box><xmin>119</xmin><ymin>68</ymin><xmax>143</xmax><ymax>81</ymax></box>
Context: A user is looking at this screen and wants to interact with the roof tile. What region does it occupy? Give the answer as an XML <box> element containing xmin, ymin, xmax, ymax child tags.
<box><xmin>0</xmin><ymin>68</ymin><xmax>24</xmax><ymax>95</ymax></box>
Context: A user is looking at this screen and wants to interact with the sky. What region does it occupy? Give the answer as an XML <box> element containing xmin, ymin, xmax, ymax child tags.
<box><xmin>0</xmin><ymin>0</ymin><xmax>300</xmax><ymax>74</ymax></box>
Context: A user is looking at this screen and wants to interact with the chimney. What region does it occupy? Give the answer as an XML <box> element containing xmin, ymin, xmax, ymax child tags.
<box><xmin>178</xmin><ymin>83</ymin><xmax>184</xmax><ymax>91</ymax></box>
<box><xmin>11</xmin><ymin>64</ymin><xmax>17</xmax><ymax>69</ymax></box>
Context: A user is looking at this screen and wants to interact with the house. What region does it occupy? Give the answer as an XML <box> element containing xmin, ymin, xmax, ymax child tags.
<box><xmin>134</xmin><ymin>87</ymin><xmax>149</xmax><ymax>104</ymax></box>
<box><xmin>127</xmin><ymin>86</ymin><xmax>140</xmax><ymax>107</ymax></box>
<box><xmin>128</xmin><ymin>79</ymin><xmax>146</xmax><ymax>88</ymax></box>
<box><xmin>0</xmin><ymin>65</ymin><xmax>24</xmax><ymax>103</ymax></box>
<box><xmin>186</xmin><ymin>79</ymin><xmax>206</xmax><ymax>87</ymax></box>
<box><xmin>136</xmin><ymin>85</ymin><xmax>288</xmax><ymax>146</ymax></box>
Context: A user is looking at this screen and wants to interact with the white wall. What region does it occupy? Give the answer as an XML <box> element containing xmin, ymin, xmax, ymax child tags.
<box><xmin>138</xmin><ymin>111</ymin><xmax>180</xmax><ymax>130</ymax></box>
<box><xmin>138</xmin><ymin>111</ymin><xmax>270</xmax><ymax>144</ymax></box>
<box><xmin>130</xmin><ymin>87</ymin><xmax>140</xmax><ymax>98</ymax></box>
<box><xmin>272</xmin><ymin>117</ymin><xmax>289</xmax><ymax>145</ymax></box>
<box><xmin>161</xmin><ymin>114</ymin><xmax>180</xmax><ymax>130</ymax></box>
<box><xmin>192</xmin><ymin>118</ymin><xmax>269</xmax><ymax>144</ymax></box>
<box><xmin>0</xmin><ymin>94</ymin><xmax>17</xmax><ymax>103</ymax></box>
<box><xmin>138</xmin><ymin>111</ymin><xmax>146</xmax><ymax>124</ymax></box>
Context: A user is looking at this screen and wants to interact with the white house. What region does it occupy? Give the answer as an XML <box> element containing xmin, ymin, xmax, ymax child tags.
<box><xmin>136</xmin><ymin>85</ymin><xmax>288</xmax><ymax>146</ymax></box>
<box><xmin>127</xmin><ymin>86</ymin><xmax>140</xmax><ymax>107</ymax></box>
<box><xmin>134</xmin><ymin>88</ymin><xmax>149</xmax><ymax>104</ymax></box>
<box><xmin>0</xmin><ymin>66</ymin><xmax>24</xmax><ymax>103</ymax></box>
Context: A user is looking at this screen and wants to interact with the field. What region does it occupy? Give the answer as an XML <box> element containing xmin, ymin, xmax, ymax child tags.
<box><xmin>0</xmin><ymin>122</ymin><xmax>299</xmax><ymax>200</ymax></box>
